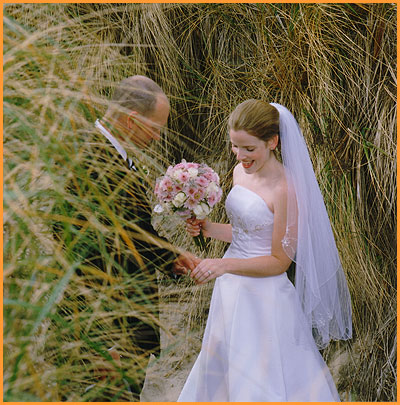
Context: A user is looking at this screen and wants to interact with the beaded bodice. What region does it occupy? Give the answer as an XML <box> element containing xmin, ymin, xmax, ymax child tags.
<box><xmin>223</xmin><ymin>185</ymin><xmax>274</xmax><ymax>259</ymax></box>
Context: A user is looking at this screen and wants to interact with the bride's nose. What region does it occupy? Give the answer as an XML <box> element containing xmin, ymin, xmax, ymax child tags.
<box><xmin>236</xmin><ymin>149</ymin><xmax>246</xmax><ymax>160</ymax></box>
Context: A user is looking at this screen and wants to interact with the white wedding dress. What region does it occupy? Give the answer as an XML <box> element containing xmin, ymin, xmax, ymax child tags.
<box><xmin>178</xmin><ymin>185</ymin><xmax>340</xmax><ymax>402</ymax></box>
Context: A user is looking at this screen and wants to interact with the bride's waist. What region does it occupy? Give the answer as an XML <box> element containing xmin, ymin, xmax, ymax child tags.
<box><xmin>223</xmin><ymin>241</ymin><xmax>271</xmax><ymax>258</ymax></box>
<box><xmin>218</xmin><ymin>270</ymin><xmax>290</xmax><ymax>286</ymax></box>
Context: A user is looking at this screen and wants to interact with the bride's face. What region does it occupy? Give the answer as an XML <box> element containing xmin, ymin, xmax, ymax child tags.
<box><xmin>229</xmin><ymin>129</ymin><xmax>272</xmax><ymax>174</ymax></box>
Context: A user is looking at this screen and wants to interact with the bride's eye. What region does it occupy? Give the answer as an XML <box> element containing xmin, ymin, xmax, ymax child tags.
<box><xmin>246</xmin><ymin>148</ymin><xmax>255</xmax><ymax>152</ymax></box>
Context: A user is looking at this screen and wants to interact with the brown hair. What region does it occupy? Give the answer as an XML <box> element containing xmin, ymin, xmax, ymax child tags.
<box><xmin>108</xmin><ymin>75</ymin><xmax>167</xmax><ymax>117</ymax></box>
<box><xmin>228</xmin><ymin>99</ymin><xmax>279</xmax><ymax>143</ymax></box>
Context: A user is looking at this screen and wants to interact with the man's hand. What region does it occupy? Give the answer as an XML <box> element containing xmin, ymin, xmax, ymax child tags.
<box><xmin>94</xmin><ymin>346</ymin><xmax>122</xmax><ymax>382</ymax></box>
<box><xmin>173</xmin><ymin>251</ymin><xmax>201</xmax><ymax>275</ymax></box>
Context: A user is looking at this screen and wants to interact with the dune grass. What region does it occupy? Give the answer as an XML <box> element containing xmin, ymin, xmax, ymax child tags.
<box><xmin>3</xmin><ymin>3</ymin><xmax>396</xmax><ymax>401</ymax></box>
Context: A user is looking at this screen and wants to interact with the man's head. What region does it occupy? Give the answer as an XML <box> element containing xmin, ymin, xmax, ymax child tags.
<box><xmin>104</xmin><ymin>75</ymin><xmax>170</xmax><ymax>147</ymax></box>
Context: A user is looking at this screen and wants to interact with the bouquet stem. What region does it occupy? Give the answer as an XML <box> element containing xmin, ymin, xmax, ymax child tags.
<box><xmin>193</xmin><ymin>229</ymin><xmax>207</xmax><ymax>251</ymax></box>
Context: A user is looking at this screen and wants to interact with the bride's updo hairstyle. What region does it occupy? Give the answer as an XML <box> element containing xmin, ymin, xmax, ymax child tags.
<box><xmin>227</xmin><ymin>99</ymin><xmax>280</xmax><ymax>146</ymax></box>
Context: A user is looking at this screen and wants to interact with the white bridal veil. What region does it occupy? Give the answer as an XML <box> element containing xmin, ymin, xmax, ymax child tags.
<box><xmin>270</xmin><ymin>103</ymin><xmax>352</xmax><ymax>349</ymax></box>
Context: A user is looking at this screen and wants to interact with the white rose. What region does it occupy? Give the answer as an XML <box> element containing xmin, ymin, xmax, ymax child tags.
<box><xmin>206</xmin><ymin>181</ymin><xmax>218</xmax><ymax>194</ymax></box>
<box><xmin>187</xmin><ymin>167</ymin><xmax>199</xmax><ymax>178</ymax></box>
<box><xmin>154</xmin><ymin>204</ymin><xmax>164</xmax><ymax>213</ymax></box>
<box><xmin>193</xmin><ymin>202</ymin><xmax>211</xmax><ymax>219</ymax></box>
<box><xmin>172</xmin><ymin>192</ymin><xmax>187</xmax><ymax>208</ymax></box>
<box><xmin>172</xmin><ymin>169</ymin><xmax>183</xmax><ymax>180</ymax></box>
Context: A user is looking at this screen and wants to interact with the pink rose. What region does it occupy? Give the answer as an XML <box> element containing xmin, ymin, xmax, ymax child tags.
<box><xmin>161</xmin><ymin>189</ymin><xmax>174</xmax><ymax>202</ymax></box>
<box><xmin>187</xmin><ymin>186</ymin><xmax>204</xmax><ymax>201</ymax></box>
<box><xmin>207</xmin><ymin>192</ymin><xmax>218</xmax><ymax>207</ymax></box>
<box><xmin>194</xmin><ymin>190</ymin><xmax>205</xmax><ymax>201</ymax></box>
<box><xmin>203</xmin><ymin>170</ymin><xmax>214</xmax><ymax>181</ymax></box>
<box><xmin>177</xmin><ymin>171</ymin><xmax>190</xmax><ymax>183</ymax></box>
<box><xmin>174</xmin><ymin>162</ymin><xmax>186</xmax><ymax>170</ymax></box>
<box><xmin>211</xmin><ymin>172</ymin><xmax>220</xmax><ymax>183</ymax></box>
<box><xmin>184</xmin><ymin>198</ymin><xmax>198</xmax><ymax>210</ymax></box>
<box><xmin>173</xmin><ymin>184</ymin><xmax>183</xmax><ymax>194</ymax></box>
<box><xmin>196</xmin><ymin>176</ymin><xmax>210</xmax><ymax>188</ymax></box>
<box><xmin>160</xmin><ymin>177</ymin><xmax>173</xmax><ymax>192</ymax></box>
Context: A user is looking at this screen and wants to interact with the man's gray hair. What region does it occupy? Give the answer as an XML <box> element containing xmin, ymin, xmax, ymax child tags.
<box><xmin>110</xmin><ymin>75</ymin><xmax>166</xmax><ymax>117</ymax></box>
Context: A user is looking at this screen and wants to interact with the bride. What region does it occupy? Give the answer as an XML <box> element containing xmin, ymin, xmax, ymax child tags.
<box><xmin>178</xmin><ymin>100</ymin><xmax>352</xmax><ymax>402</ymax></box>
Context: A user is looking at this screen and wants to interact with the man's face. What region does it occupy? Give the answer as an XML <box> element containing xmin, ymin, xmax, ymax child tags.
<box><xmin>128</xmin><ymin>95</ymin><xmax>170</xmax><ymax>147</ymax></box>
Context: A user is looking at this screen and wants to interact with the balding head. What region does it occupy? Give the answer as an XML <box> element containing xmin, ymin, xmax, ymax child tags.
<box><xmin>106</xmin><ymin>75</ymin><xmax>169</xmax><ymax>119</ymax></box>
<box><xmin>102</xmin><ymin>75</ymin><xmax>170</xmax><ymax>147</ymax></box>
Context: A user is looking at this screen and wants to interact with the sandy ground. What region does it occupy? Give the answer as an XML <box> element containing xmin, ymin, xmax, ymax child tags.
<box><xmin>140</xmin><ymin>354</ymin><xmax>193</xmax><ymax>402</ymax></box>
<box><xmin>140</xmin><ymin>296</ymin><xmax>203</xmax><ymax>402</ymax></box>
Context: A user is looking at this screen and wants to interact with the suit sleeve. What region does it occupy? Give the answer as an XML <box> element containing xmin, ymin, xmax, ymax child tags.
<box><xmin>125</xmin><ymin>180</ymin><xmax>178</xmax><ymax>279</ymax></box>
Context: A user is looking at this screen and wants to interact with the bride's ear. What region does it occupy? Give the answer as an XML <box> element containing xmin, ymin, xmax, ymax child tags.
<box><xmin>268</xmin><ymin>134</ymin><xmax>279</xmax><ymax>151</ymax></box>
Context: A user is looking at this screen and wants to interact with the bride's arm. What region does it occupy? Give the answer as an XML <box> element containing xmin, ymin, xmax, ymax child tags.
<box><xmin>191</xmin><ymin>184</ymin><xmax>292</xmax><ymax>283</ymax></box>
<box><xmin>186</xmin><ymin>218</ymin><xmax>232</xmax><ymax>243</ymax></box>
<box><xmin>203</xmin><ymin>221</ymin><xmax>233</xmax><ymax>243</ymax></box>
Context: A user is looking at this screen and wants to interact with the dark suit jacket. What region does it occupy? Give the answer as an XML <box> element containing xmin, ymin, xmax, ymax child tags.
<box><xmin>53</xmin><ymin>128</ymin><xmax>176</xmax><ymax>357</ymax></box>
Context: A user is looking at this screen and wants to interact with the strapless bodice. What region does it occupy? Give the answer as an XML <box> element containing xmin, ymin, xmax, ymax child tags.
<box><xmin>223</xmin><ymin>185</ymin><xmax>274</xmax><ymax>259</ymax></box>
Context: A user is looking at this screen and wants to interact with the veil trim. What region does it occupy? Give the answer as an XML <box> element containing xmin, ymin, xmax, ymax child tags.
<box><xmin>271</xmin><ymin>103</ymin><xmax>352</xmax><ymax>349</ymax></box>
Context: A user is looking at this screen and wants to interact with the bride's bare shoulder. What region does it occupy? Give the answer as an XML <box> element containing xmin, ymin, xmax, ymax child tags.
<box><xmin>233</xmin><ymin>164</ymin><xmax>243</xmax><ymax>175</ymax></box>
<box><xmin>232</xmin><ymin>164</ymin><xmax>244</xmax><ymax>183</ymax></box>
<box><xmin>273</xmin><ymin>170</ymin><xmax>289</xmax><ymax>201</ymax></box>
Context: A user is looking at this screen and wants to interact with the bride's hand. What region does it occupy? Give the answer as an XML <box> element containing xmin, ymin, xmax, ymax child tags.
<box><xmin>190</xmin><ymin>258</ymin><xmax>225</xmax><ymax>284</ymax></box>
<box><xmin>185</xmin><ymin>218</ymin><xmax>209</xmax><ymax>237</ymax></box>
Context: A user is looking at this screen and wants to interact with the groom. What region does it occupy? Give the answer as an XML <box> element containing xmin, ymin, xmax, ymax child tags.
<box><xmin>55</xmin><ymin>75</ymin><xmax>196</xmax><ymax>400</ymax></box>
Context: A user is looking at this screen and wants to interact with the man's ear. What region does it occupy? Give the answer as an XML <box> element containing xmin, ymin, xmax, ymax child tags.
<box><xmin>127</xmin><ymin>111</ymin><xmax>139</xmax><ymax>130</ymax></box>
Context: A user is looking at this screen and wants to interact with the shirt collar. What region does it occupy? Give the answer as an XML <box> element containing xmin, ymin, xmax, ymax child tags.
<box><xmin>95</xmin><ymin>119</ymin><xmax>127</xmax><ymax>161</ymax></box>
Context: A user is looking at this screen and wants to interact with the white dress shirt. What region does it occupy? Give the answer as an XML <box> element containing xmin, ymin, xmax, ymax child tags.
<box><xmin>95</xmin><ymin>119</ymin><xmax>136</xmax><ymax>170</ymax></box>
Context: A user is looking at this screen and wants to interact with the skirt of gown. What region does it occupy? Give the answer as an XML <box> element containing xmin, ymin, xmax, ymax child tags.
<box><xmin>178</xmin><ymin>272</ymin><xmax>340</xmax><ymax>402</ymax></box>
<box><xmin>178</xmin><ymin>185</ymin><xmax>340</xmax><ymax>402</ymax></box>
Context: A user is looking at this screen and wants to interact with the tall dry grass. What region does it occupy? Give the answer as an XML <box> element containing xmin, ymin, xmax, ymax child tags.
<box><xmin>4</xmin><ymin>3</ymin><xmax>396</xmax><ymax>401</ymax></box>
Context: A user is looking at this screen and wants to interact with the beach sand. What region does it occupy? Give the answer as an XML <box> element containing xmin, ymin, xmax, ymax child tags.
<box><xmin>140</xmin><ymin>292</ymin><xmax>203</xmax><ymax>402</ymax></box>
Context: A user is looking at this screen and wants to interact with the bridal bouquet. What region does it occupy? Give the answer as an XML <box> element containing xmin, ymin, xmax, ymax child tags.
<box><xmin>153</xmin><ymin>160</ymin><xmax>222</xmax><ymax>249</ymax></box>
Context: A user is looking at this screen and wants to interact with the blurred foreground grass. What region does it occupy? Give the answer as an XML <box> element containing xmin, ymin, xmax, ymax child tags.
<box><xmin>4</xmin><ymin>3</ymin><xmax>396</xmax><ymax>401</ymax></box>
